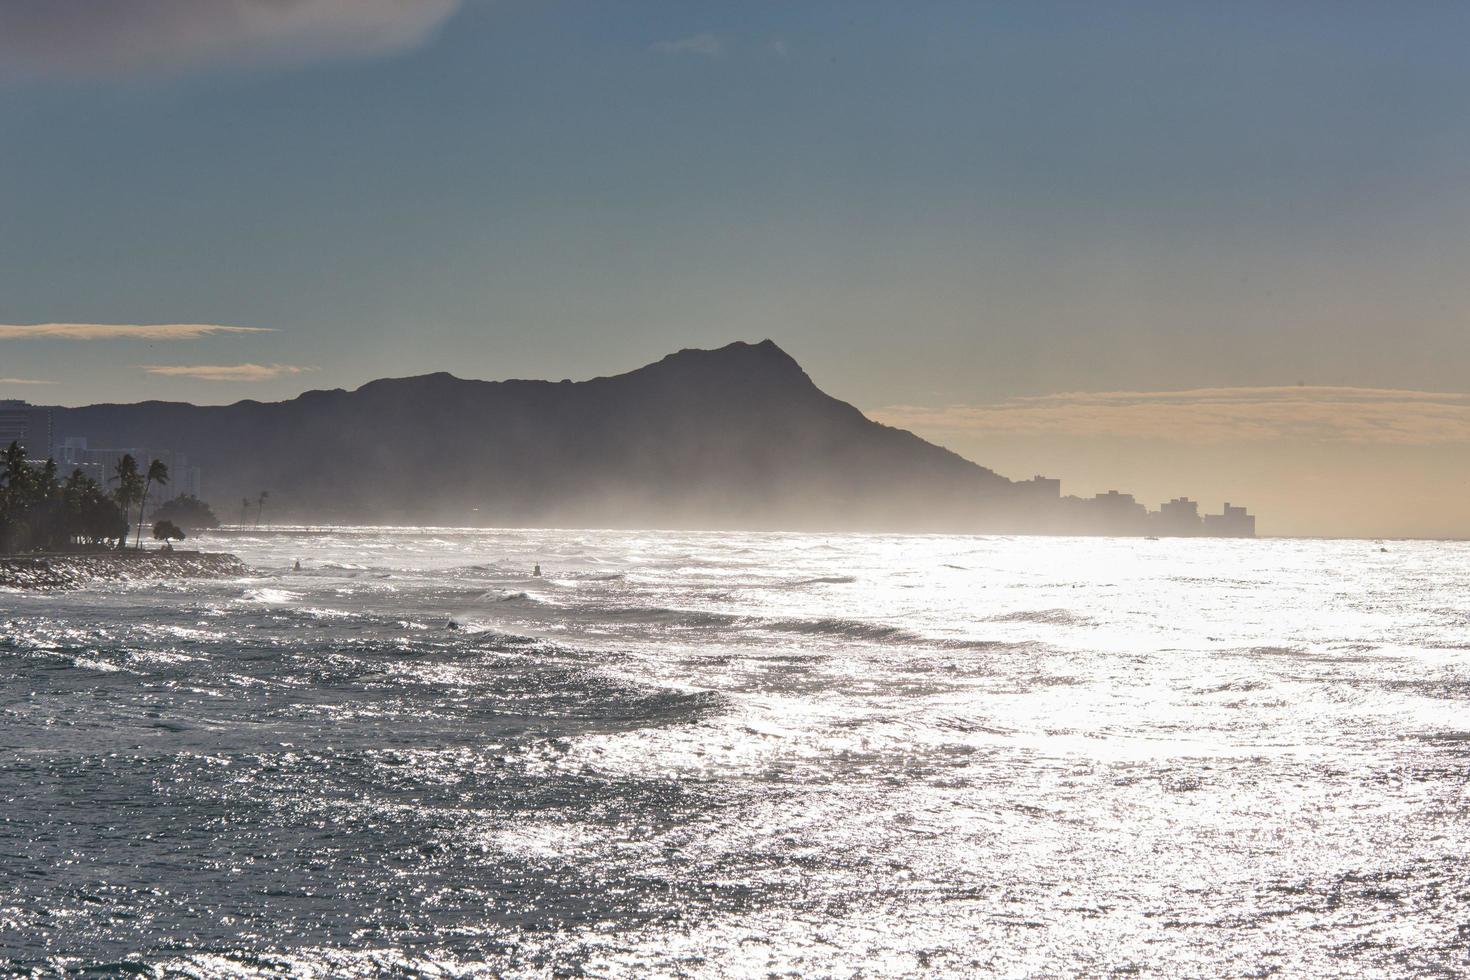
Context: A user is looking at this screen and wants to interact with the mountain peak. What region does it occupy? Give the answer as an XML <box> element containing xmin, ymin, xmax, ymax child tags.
<box><xmin>640</xmin><ymin>339</ymin><xmax>808</xmax><ymax>383</ymax></box>
<box><xmin>41</xmin><ymin>339</ymin><xmax>1018</xmax><ymax>531</ymax></box>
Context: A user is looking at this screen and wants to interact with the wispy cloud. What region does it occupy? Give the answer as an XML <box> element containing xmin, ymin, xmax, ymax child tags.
<box><xmin>872</xmin><ymin>386</ymin><xmax>1470</xmax><ymax>446</ymax></box>
<box><xmin>0</xmin><ymin>377</ymin><xmax>57</xmax><ymax>385</ymax></box>
<box><xmin>0</xmin><ymin>0</ymin><xmax>462</xmax><ymax>82</ymax></box>
<box><xmin>651</xmin><ymin>33</ymin><xmax>723</xmax><ymax>57</ymax></box>
<box><xmin>0</xmin><ymin>323</ymin><xmax>272</xmax><ymax>341</ymax></box>
<box><xmin>140</xmin><ymin>363</ymin><xmax>315</xmax><ymax>382</ymax></box>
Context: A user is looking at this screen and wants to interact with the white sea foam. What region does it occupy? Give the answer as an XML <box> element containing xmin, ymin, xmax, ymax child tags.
<box><xmin>238</xmin><ymin>587</ymin><xmax>299</xmax><ymax>604</ymax></box>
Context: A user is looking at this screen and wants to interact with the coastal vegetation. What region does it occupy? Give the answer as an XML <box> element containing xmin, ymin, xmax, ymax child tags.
<box><xmin>0</xmin><ymin>444</ymin><xmax>245</xmax><ymax>584</ymax></box>
<box><xmin>134</xmin><ymin>458</ymin><xmax>169</xmax><ymax>548</ymax></box>
<box><xmin>152</xmin><ymin>520</ymin><xmax>186</xmax><ymax>546</ymax></box>
<box><xmin>239</xmin><ymin>492</ymin><xmax>269</xmax><ymax>526</ymax></box>
<box><xmin>0</xmin><ymin>440</ymin><xmax>178</xmax><ymax>555</ymax></box>
<box><xmin>152</xmin><ymin>494</ymin><xmax>220</xmax><ymax>530</ymax></box>
<box><xmin>106</xmin><ymin>453</ymin><xmax>172</xmax><ymax>549</ymax></box>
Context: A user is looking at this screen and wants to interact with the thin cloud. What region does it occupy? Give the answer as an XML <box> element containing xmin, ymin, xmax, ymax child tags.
<box><xmin>140</xmin><ymin>363</ymin><xmax>316</xmax><ymax>382</ymax></box>
<box><xmin>871</xmin><ymin>386</ymin><xmax>1470</xmax><ymax>447</ymax></box>
<box><xmin>0</xmin><ymin>323</ymin><xmax>273</xmax><ymax>340</ymax></box>
<box><xmin>0</xmin><ymin>0</ymin><xmax>463</xmax><ymax>82</ymax></box>
<box><xmin>651</xmin><ymin>33</ymin><xmax>723</xmax><ymax>57</ymax></box>
<box><xmin>0</xmin><ymin>377</ymin><xmax>57</xmax><ymax>385</ymax></box>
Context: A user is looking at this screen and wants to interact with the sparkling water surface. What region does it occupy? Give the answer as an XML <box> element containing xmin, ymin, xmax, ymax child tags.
<box><xmin>2</xmin><ymin>528</ymin><xmax>1468</xmax><ymax>976</ymax></box>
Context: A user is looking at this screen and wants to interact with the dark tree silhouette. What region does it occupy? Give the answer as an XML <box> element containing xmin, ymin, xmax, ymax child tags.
<box><xmin>256</xmin><ymin>490</ymin><xmax>269</xmax><ymax>527</ymax></box>
<box><xmin>1</xmin><ymin>442</ymin><xmax>31</xmax><ymax>502</ymax></box>
<box><xmin>135</xmin><ymin>459</ymin><xmax>169</xmax><ymax>549</ymax></box>
<box><xmin>37</xmin><ymin>459</ymin><xmax>58</xmax><ymax>501</ymax></box>
<box><xmin>152</xmin><ymin>519</ymin><xmax>186</xmax><ymax>547</ymax></box>
<box><xmin>65</xmin><ymin>468</ymin><xmax>127</xmax><ymax>547</ymax></box>
<box><xmin>152</xmin><ymin>495</ymin><xmax>219</xmax><ymax>530</ymax></box>
<box><xmin>111</xmin><ymin>455</ymin><xmax>143</xmax><ymax>549</ymax></box>
<box><xmin>0</xmin><ymin>442</ymin><xmax>127</xmax><ymax>553</ymax></box>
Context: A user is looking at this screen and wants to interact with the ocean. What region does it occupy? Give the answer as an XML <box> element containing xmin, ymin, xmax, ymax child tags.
<box><xmin>2</xmin><ymin>527</ymin><xmax>1467</xmax><ymax>976</ymax></box>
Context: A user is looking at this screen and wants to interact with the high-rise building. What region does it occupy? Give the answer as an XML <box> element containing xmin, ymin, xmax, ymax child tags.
<box><xmin>1018</xmin><ymin>475</ymin><xmax>1062</xmax><ymax>499</ymax></box>
<box><xmin>1076</xmin><ymin>490</ymin><xmax>1149</xmax><ymax>534</ymax></box>
<box><xmin>54</xmin><ymin>437</ymin><xmax>205</xmax><ymax>504</ymax></box>
<box><xmin>0</xmin><ymin>400</ymin><xmax>29</xmax><ymax>448</ymax></box>
<box><xmin>0</xmin><ymin>400</ymin><xmax>53</xmax><ymax>458</ymax></box>
<box><xmin>1153</xmin><ymin>496</ymin><xmax>1203</xmax><ymax>536</ymax></box>
<box><xmin>1203</xmin><ymin>503</ymin><xmax>1256</xmax><ymax>538</ymax></box>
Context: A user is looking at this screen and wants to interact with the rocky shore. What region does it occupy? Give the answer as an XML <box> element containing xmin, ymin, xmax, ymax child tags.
<box><xmin>0</xmin><ymin>551</ymin><xmax>249</xmax><ymax>590</ymax></box>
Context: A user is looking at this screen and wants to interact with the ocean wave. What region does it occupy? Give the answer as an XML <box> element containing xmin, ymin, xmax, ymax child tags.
<box><xmin>10</xmin><ymin>527</ymin><xmax>1466</xmax><ymax>977</ymax></box>
<box><xmin>759</xmin><ymin>616</ymin><xmax>921</xmax><ymax>643</ymax></box>
<box><xmin>584</xmin><ymin>605</ymin><xmax>740</xmax><ymax>628</ymax></box>
<box><xmin>238</xmin><ymin>588</ymin><xmax>300</xmax><ymax>604</ymax></box>
<box><xmin>560</xmin><ymin>604</ymin><xmax>1006</xmax><ymax>650</ymax></box>
<box><xmin>988</xmin><ymin>608</ymin><xmax>1092</xmax><ymax>626</ymax></box>
<box><xmin>300</xmin><ymin>607</ymin><xmax>362</xmax><ymax>621</ymax></box>
<box><xmin>445</xmin><ymin>563</ymin><xmax>532</xmax><ymax>579</ymax></box>
<box><xmin>69</xmin><ymin>655</ymin><xmax>122</xmax><ymax>673</ymax></box>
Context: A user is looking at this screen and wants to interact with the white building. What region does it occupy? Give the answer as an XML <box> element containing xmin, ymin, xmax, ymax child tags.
<box><xmin>57</xmin><ymin>437</ymin><xmax>205</xmax><ymax>503</ymax></box>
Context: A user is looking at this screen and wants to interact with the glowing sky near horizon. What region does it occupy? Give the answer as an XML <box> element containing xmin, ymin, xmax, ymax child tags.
<box><xmin>1</xmin><ymin>0</ymin><xmax>1468</xmax><ymax>536</ymax></box>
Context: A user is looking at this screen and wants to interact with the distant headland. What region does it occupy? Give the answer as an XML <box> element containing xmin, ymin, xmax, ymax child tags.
<box><xmin>2</xmin><ymin>341</ymin><xmax>1255</xmax><ymax>538</ymax></box>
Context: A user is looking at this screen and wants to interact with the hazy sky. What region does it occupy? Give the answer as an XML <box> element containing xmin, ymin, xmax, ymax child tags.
<box><xmin>2</xmin><ymin>0</ymin><xmax>1468</xmax><ymax>536</ymax></box>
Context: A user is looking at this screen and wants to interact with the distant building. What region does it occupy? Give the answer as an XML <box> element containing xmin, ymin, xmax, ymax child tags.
<box><xmin>1017</xmin><ymin>475</ymin><xmax>1062</xmax><ymax>499</ymax></box>
<box><xmin>1076</xmin><ymin>489</ymin><xmax>1149</xmax><ymax>534</ymax></box>
<box><xmin>1091</xmin><ymin>490</ymin><xmax>1144</xmax><ymax>513</ymax></box>
<box><xmin>0</xmin><ymin>400</ymin><xmax>51</xmax><ymax>457</ymax></box>
<box><xmin>0</xmin><ymin>400</ymin><xmax>25</xmax><ymax>446</ymax></box>
<box><xmin>57</xmin><ymin>437</ymin><xmax>204</xmax><ymax>503</ymax></box>
<box><xmin>1152</xmin><ymin>496</ymin><xmax>1203</xmax><ymax>536</ymax></box>
<box><xmin>1203</xmin><ymin>502</ymin><xmax>1256</xmax><ymax>538</ymax></box>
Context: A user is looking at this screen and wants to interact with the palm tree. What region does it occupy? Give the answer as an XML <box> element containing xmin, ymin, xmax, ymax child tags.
<box><xmin>0</xmin><ymin>442</ymin><xmax>32</xmax><ymax>551</ymax></box>
<box><xmin>38</xmin><ymin>459</ymin><xmax>59</xmax><ymax>501</ymax></box>
<box><xmin>255</xmin><ymin>490</ymin><xmax>269</xmax><ymax>527</ymax></box>
<box><xmin>110</xmin><ymin>455</ymin><xmax>143</xmax><ymax>549</ymax></box>
<box><xmin>2</xmin><ymin>439</ymin><xmax>30</xmax><ymax>486</ymax></box>
<box><xmin>241</xmin><ymin>497</ymin><xmax>251</xmax><ymax>525</ymax></box>
<box><xmin>134</xmin><ymin>458</ymin><xmax>169</xmax><ymax>549</ymax></box>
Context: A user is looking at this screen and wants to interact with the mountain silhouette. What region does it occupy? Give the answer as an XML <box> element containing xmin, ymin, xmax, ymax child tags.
<box><xmin>46</xmin><ymin>340</ymin><xmax>1031</xmax><ymax>530</ymax></box>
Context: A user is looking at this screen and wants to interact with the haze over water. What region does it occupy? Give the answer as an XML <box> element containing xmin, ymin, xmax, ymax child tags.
<box><xmin>3</xmin><ymin>527</ymin><xmax>1468</xmax><ymax>975</ymax></box>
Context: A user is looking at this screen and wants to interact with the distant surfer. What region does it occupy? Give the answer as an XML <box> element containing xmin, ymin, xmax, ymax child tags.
<box><xmin>293</xmin><ymin>559</ymin><xmax>302</xmax><ymax>571</ymax></box>
<box><xmin>533</xmin><ymin>564</ymin><xmax>542</xmax><ymax>577</ymax></box>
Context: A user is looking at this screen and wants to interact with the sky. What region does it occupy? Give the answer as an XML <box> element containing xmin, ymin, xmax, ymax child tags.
<box><xmin>1</xmin><ymin>0</ymin><xmax>1468</xmax><ymax>537</ymax></box>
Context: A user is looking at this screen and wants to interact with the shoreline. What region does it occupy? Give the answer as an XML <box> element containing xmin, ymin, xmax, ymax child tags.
<box><xmin>0</xmin><ymin>550</ymin><xmax>249</xmax><ymax>591</ymax></box>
